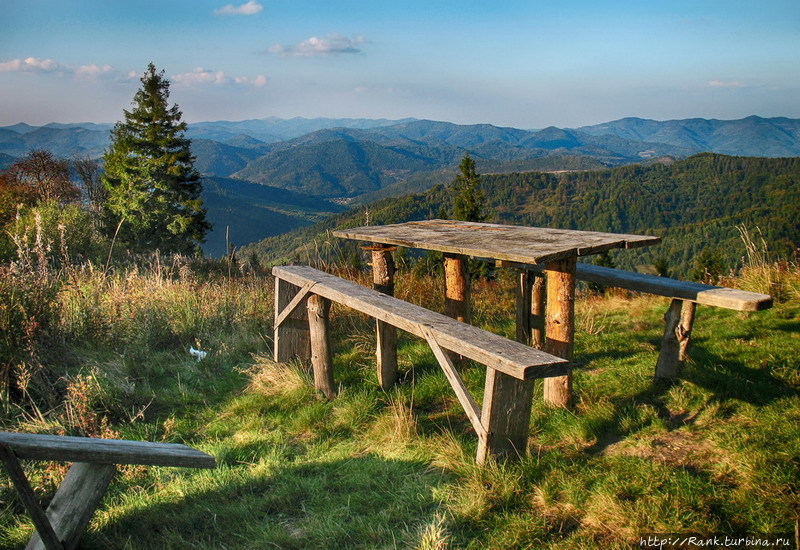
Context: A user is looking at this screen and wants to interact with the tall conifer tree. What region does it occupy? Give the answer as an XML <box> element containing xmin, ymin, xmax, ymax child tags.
<box><xmin>451</xmin><ymin>154</ymin><xmax>486</xmax><ymax>222</ymax></box>
<box><xmin>102</xmin><ymin>63</ymin><xmax>209</xmax><ymax>254</ymax></box>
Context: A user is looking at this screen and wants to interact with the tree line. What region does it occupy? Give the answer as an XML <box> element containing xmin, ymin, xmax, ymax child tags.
<box><xmin>245</xmin><ymin>153</ymin><xmax>799</xmax><ymax>280</ymax></box>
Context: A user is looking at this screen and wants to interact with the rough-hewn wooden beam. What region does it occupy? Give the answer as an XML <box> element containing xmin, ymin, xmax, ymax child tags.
<box><xmin>273</xmin><ymin>266</ymin><xmax>568</xmax><ymax>381</ymax></box>
<box><xmin>543</xmin><ymin>256</ymin><xmax>576</xmax><ymax>408</ymax></box>
<box><xmin>274</xmin><ymin>277</ymin><xmax>311</xmax><ymax>363</ymax></box>
<box><xmin>444</xmin><ymin>253</ymin><xmax>470</xmax><ymax>324</ymax></box>
<box><xmin>477</xmin><ymin>369</ymin><xmax>535</xmax><ymax>464</ymax></box>
<box><xmin>26</xmin><ymin>462</ymin><xmax>117</xmax><ymax>550</ymax></box>
<box><xmin>655</xmin><ymin>299</ymin><xmax>696</xmax><ymax>379</ymax></box>
<box><xmin>0</xmin><ymin>444</ymin><xmax>63</xmax><ymax>550</ymax></box>
<box><xmin>370</xmin><ymin>246</ymin><xmax>398</xmax><ymax>389</ymax></box>
<box><xmin>0</xmin><ymin>433</ymin><xmax>215</xmax><ymax>468</ymax></box>
<box><xmin>421</xmin><ymin>326</ymin><xmax>485</xmax><ymax>439</ymax></box>
<box><xmin>307</xmin><ymin>294</ymin><xmax>336</xmax><ymax>399</ymax></box>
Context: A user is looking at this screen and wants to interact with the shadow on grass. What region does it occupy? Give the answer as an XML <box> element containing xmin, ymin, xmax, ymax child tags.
<box><xmin>582</xmin><ymin>339</ymin><xmax>798</xmax><ymax>456</ymax></box>
<box><xmin>82</xmin><ymin>454</ymin><xmax>448</xmax><ymax>550</ymax></box>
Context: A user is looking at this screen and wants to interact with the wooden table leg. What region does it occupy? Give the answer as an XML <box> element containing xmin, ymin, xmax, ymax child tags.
<box><xmin>370</xmin><ymin>246</ymin><xmax>398</xmax><ymax>389</ymax></box>
<box><xmin>531</xmin><ymin>273</ymin><xmax>546</xmax><ymax>350</ymax></box>
<box><xmin>516</xmin><ymin>270</ymin><xmax>533</xmax><ymax>345</ymax></box>
<box><xmin>516</xmin><ymin>270</ymin><xmax>546</xmax><ymax>348</ymax></box>
<box><xmin>444</xmin><ymin>253</ymin><xmax>470</xmax><ymax>324</ymax></box>
<box><xmin>444</xmin><ymin>253</ymin><xmax>470</xmax><ymax>367</ymax></box>
<box><xmin>544</xmin><ymin>256</ymin><xmax>576</xmax><ymax>408</ymax></box>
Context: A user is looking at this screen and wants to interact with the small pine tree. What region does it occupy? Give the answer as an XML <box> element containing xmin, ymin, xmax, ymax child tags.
<box><xmin>102</xmin><ymin>63</ymin><xmax>210</xmax><ymax>255</ymax></box>
<box><xmin>451</xmin><ymin>154</ymin><xmax>486</xmax><ymax>222</ymax></box>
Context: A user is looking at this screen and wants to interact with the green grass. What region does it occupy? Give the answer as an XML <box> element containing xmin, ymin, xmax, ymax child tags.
<box><xmin>1</xmin><ymin>265</ymin><xmax>798</xmax><ymax>549</ymax></box>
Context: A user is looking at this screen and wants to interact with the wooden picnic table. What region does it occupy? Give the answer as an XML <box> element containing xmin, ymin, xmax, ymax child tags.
<box><xmin>333</xmin><ymin>219</ymin><xmax>661</xmax><ymax>407</ymax></box>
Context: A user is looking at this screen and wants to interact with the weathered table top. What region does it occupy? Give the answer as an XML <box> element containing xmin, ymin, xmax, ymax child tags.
<box><xmin>333</xmin><ymin>220</ymin><xmax>661</xmax><ymax>265</ymax></box>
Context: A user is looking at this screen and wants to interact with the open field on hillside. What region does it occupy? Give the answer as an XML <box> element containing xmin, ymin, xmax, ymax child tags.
<box><xmin>1</xmin><ymin>259</ymin><xmax>798</xmax><ymax>549</ymax></box>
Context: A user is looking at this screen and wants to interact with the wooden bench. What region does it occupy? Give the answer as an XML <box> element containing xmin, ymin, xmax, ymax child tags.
<box><xmin>0</xmin><ymin>432</ymin><xmax>215</xmax><ymax>550</ymax></box>
<box><xmin>504</xmin><ymin>261</ymin><xmax>773</xmax><ymax>378</ymax></box>
<box><xmin>272</xmin><ymin>265</ymin><xmax>569</xmax><ymax>464</ymax></box>
<box><xmin>576</xmin><ymin>263</ymin><xmax>772</xmax><ymax>377</ymax></box>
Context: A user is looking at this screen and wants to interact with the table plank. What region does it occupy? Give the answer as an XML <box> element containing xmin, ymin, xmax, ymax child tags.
<box><xmin>334</xmin><ymin>220</ymin><xmax>660</xmax><ymax>265</ymax></box>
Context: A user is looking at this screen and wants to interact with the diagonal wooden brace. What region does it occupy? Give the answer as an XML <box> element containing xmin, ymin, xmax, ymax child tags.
<box><xmin>0</xmin><ymin>444</ymin><xmax>63</xmax><ymax>550</ymax></box>
<box><xmin>420</xmin><ymin>325</ymin><xmax>487</xmax><ymax>440</ymax></box>
<box><xmin>275</xmin><ymin>281</ymin><xmax>317</xmax><ymax>329</ymax></box>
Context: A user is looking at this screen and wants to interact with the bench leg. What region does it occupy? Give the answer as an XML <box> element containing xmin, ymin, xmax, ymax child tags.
<box><xmin>274</xmin><ymin>278</ymin><xmax>311</xmax><ymax>363</ymax></box>
<box><xmin>26</xmin><ymin>462</ymin><xmax>117</xmax><ymax>550</ymax></box>
<box><xmin>477</xmin><ymin>369</ymin><xmax>535</xmax><ymax>464</ymax></box>
<box><xmin>371</xmin><ymin>246</ymin><xmax>398</xmax><ymax>389</ymax></box>
<box><xmin>655</xmin><ymin>299</ymin><xmax>696</xmax><ymax>379</ymax></box>
<box><xmin>543</xmin><ymin>257</ymin><xmax>576</xmax><ymax>408</ymax></box>
<box><xmin>307</xmin><ymin>294</ymin><xmax>337</xmax><ymax>399</ymax></box>
<box><xmin>0</xmin><ymin>445</ymin><xmax>63</xmax><ymax>550</ymax></box>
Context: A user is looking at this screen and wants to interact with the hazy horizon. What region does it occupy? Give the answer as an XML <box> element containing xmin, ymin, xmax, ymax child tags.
<box><xmin>2</xmin><ymin>1</ymin><xmax>799</xmax><ymax>128</ymax></box>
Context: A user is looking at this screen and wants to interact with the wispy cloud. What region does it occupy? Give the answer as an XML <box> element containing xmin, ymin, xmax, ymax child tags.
<box><xmin>0</xmin><ymin>56</ymin><xmax>133</xmax><ymax>82</ymax></box>
<box><xmin>75</xmin><ymin>64</ymin><xmax>116</xmax><ymax>80</ymax></box>
<box><xmin>214</xmin><ymin>0</ymin><xmax>263</xmax><ymax>16</ymax></box>
<box><xmin>172</xmin><ymin>67</ymin><xmax>267</xmax><ymax>88</ymax></box>
<box><xmin>268</xmin><ymin>34</ymin><xmax>366</xmax><ymax>57</ymax></box>
<box><xmin>708</xmin><ymin>79</ymin><xmax>743</xmax><ymax>88</ymax></box>
<box><xmin>0</xmin><ymin>56</ymin><xmax>64</xmax><ymax>74</ymax></box>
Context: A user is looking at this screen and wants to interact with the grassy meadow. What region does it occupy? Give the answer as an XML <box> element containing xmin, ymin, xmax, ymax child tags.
<box><xmin>0</xmin><ymin>246</ymin><xmax>798</xmax><ymax>549</ymax></box>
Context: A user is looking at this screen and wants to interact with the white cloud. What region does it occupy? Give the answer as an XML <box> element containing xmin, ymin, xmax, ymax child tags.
<box><xmin>234</xmin><ymin>74</ymin><xmax>268</xmax><ymax>87</ymax></box>
<box><xmin>0</xmin><ymin>56</ymin><xmax>63</xmax><ymax>73</ymax></box>
<box><xmin>173</xmin><ymin>67</ymin><xmax>229</xmax><ymax>86</ymax></box>
<box><xmin>269</xmin><ymin>34</ymin><xmax>366</xmax><ymax>57</ymax></box>
<box><xmin>172</xmin><ymin>67</ymin><xmax>267</xmax><ymax>88</ymax></box>
<box><xmin>708</xmin><ymin>79</ymin><xmax>743</xmax><ymax>88</ymax></box>
<box><xmin>75</xmin><ymin>64</ymin><xmax>115</xmax><ymax>80</ymax></box>
<box><xmin>214</xmin><ymin>0</ymin><xmax>262</xmax><ymax>15</ymax></box>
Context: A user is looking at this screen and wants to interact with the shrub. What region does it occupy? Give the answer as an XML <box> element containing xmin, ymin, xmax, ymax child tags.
<box><xmin>0</xmin><ymin>213</ymin><xmax>63</xmax><ymax>414</ymax></box>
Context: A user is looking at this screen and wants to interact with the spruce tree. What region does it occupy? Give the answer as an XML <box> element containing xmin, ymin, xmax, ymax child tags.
<box><xmin>102</xmin><ymin>63</ymin><xmax>209</xmax><ymax>255</ymax></box>
<box><xmin>451</xmin><ymin>154</ymin><xmax>486</xmax><ymax>222</ymax></box>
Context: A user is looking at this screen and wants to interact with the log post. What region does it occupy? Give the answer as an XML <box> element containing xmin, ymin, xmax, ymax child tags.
<box><xmin>369</xmin><ymin>246</ymin><xmax>398</xmax><ymax>389</ymax></box>
<box><xmin>531</xmin><ymin>273</ymin><xmax>546</xmax><ymax>350</ymax></box>
<box><xmin>543</xmin><ymin>256</ymin><xmax>576</xmax><ymax>408</ymax></box>
<box><xmin>655</xmin><ymin>299</ymin><xmax>696</xmax><ymax>379</ymax></box>
<box><xmin>477</xmin><ymin>369</ymin><xmax>535</xmax><ymax>464</ymax></box>
<box><xmin>307</xmin><ymin>294</ymin><xmax>336</xmax><ymax>399</ymax></box>
<box><xmin>444</xmin><ymin>253</ymin><xmax>470</xmax><ymax>367</ymax></box>
<box><xmin>515</xmin><ymin>270</ymin><xmax>546</xmax><ymax>348</ymax></box>
<box><xmin>516</xmin><ymin>270</ymin><xmax>533</xmax><ymax>345</ymax></box>
<box><xmin>443</xmin><ymin>253</ymin><xmax>470</xmax><ymax>324</ymax></box>
<box><xmin>274</xmin><ymin>277</ymin><xmax>310</xmax><ymax>363</ymax></box>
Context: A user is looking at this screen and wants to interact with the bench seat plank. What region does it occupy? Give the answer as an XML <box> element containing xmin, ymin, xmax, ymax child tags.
<box><xmin>0</xmin><ymin>433</ymin><xmax>216</xmax><ymax>469</ymax></box>
<box><xmin>575</xmin><ymin>264</ymin><xmax>772</xmax><ymax>311</ymax></box>
<box><xmin>498</xmin><ymin>261</ymin><xmax>772</xmax><ymax>311</ymax></box>
<box><xmin>273</xmin><ymin>265</ymin><xmax>568</xmax><ymax>381</ymax></box>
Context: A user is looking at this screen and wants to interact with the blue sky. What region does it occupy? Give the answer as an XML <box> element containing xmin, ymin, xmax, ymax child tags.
<box><xmin>1</xmin><ymin>0</ymin><xmax>798</xmax><ymax>128</ymax></box>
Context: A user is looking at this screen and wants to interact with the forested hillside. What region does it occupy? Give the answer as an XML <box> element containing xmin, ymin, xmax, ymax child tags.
<box><xmin>244</xmin><ymin>153</ymin><xmax>800</xmax><ymax>278</ymax></box>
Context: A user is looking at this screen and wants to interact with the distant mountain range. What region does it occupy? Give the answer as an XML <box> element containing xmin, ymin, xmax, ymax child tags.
<box><xmin>2</xmin><ymin>115</ymin><xmax>798</xmax><ymax>255</ymax></box>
